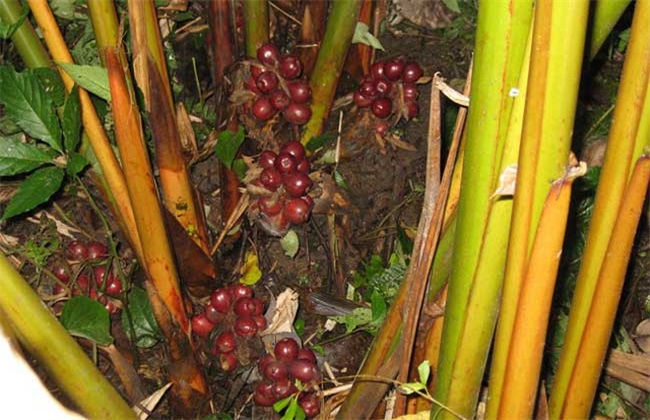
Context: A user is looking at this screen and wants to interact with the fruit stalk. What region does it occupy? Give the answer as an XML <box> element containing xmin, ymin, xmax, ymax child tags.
<box><xmin>301</xmin><ymin>0</ymin><xmax>362</xmax><ymax>145</ymax></box>
<box><xmin>0</xmin><ymin>253</ymin><xmax>135</xmax><ymax>419</ymax></box>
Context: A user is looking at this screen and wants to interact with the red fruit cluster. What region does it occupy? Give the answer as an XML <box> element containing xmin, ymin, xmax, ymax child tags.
<box><xmin>247</xmin><ymin>43</ymin><xmax>312</xmax><ymax>125</ymax></box>
<box><xmin>353</xmin><ymin>58</ymin><xmax>423</xmax><ymax>125</ymax></box>
<box><xmin>52</xmin><ymin>240</ymin><xmax>122</xmax><ymax>314</ymax></box>
<box><xmin>254</xmin><ymin>338</ymin><xmax>321</xmax><ymax>417</ymax></box>
<box><xmin>250</xmin><ymin>141</ymin><xmax>314</xmax><ymax>235</ymax></box>
<box><xmin>190</xmin><ymin>284</ymin><xmax>267</xmax><ymax>372</ymax></box>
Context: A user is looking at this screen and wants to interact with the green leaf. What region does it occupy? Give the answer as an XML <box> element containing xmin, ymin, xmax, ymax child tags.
<box><xmin>294</xmin><ymin>318</ymin><xmax>305</xmax><ymax>336</ymax></box>
<box><xmin>214</xmin><ymin>126</ymin><xmax>245</xmax><ymax>168</ymax></box>
<box><xmin>418</xmin><ymin>360</ymin><xmax>431</xmax><ymax>386</ymax></box>
<box><xmin>66</xmin><ymin>152</ymin><xmax>89</xmax><ymax>176</ymax></box>
<box><xmin>60</xmin><ymin>296</ymin><xmax>113</xmax><ymax>346</ymax></box>
<box><xmin>0</xmin><ymin>136</ymin><xmax>54</xmax><ymax>175</ymax></box>
<box><xmin>2</xmin><ymin>166</ymin><xmax>64</xmax><ymax>220</ymax></box>
<box><xmin>232</xmin><ymin>157</ymin><xmax>248</xmax><ymax>180</ymax></box>
<box><xmin>273</xmin><ymin>396</ymin><xmax>293</xmax><ymax>412</ymax></box>
<box><xmin>305</xmin><ymin>132</ymin><xmax>336</xmax><ymax>153</ymax></box>
<box><xmin>442</xmin><ymin>0</ymin><xmax>461</xmax><ymax>13</ymax></box>
<box><xmin>398</xmin><ymin>382</ymin><xmax>426</xmax><ymax>395</ymax></box>
<box><xmin>31</xmin><ymin>67</ymin><xmax>66</xmax><ymax>108</ymax></box>
<box><xmin>0</xmin><ymin>3</ymin><xmax>28</xmax><ymax>39</ymax></box>
<box><xmin>122</xmin><ymin>287</ymin><xmax>162</xmax><ymax>348</ymax></box>
<box><xmin>63</xmin><ymin>85</ymin><xmax>82</xmax><ymax>153</ymax></box>
<box><xmin>0</xmin><ymin>67</ymin><xmax>62</xmax><ymax>152</ymax></box>
<box><xmin>50</xmin><ymin>0</ymin><xmax>76</xmax><ymax>20</ymax></box>
<box><xmin>280</xmin><ymin>398</ymin><xmax>298</xmax><ymax>420</ymax></box>
<box><xmin>57</xmin><ymin>62</ymin><xmax>111</xmax><ymax>101</ymax></box>
<box><xmin>280</xmin><ymin>230</ymin><xmax>300</xmax><ymax>258</ymax></box>
<box><xmin>352</xmin><ymin>22</ymin><xmax>385</xmax><ymax>51</ymax></box>
<box><xmin>370</xmin><ymin>290</ymin><xmax>387</xmax><ymax>322</ymax></box>
<box><xmin>333</xmin><ymin>169</ymin><xmax>348</xmax><ymax>189</ymax></box>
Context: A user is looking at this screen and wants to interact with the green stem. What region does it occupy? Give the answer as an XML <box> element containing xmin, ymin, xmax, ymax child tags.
<box><xmin>301</xmin><ymin>0</ymin><xmax>362</xmax><ymax>145</ymax></box>
<box><xmin>0</xmin><ymin>253</ymin><xmax>135</xmax><ymax>419</ymax></box>
<box><xmin>0</xmin><ymin>0</ymin><xmax>50</xmax><ymax>68</ymax></box>
<box><xmin>243</xmin><ymin>0</ymin><xmax>268</xmax><ymax>57</ymax></box>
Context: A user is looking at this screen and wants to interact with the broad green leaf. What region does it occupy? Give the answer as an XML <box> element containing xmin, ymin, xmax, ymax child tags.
<box><xmin>232</xmin><ymin>158</ymin><xmax>248</xmax><ymax>180</ymax></box>
<box><xmin>214</xmin><ymin>126</ymin><xmax>245</xmax><ymax>168</ymax></box>
<box><xmin>280</xmin><ymin>230</ymin><xmax>300</xmax><ymax>258</ymax></box>
<box><xmin>370</xmin><ymin>290</ymin><xmax>387</xmax><ymax>322</ymax></box>
<box><xmin>398</xmin><ymin>382</ymin><xmax>426</xmax><ymax>395</ymax></box>
<box><xmin>352</xmin><ymin>22</ymin><xmax>385</xmax><ymax>51</ymax></box>
<box><xmin>32</xmin><ymin>67</ymin><xmax>65</xmax><ymax>107</ymax></box>
<box><xmin>2</xmin><ymin>166</ymin><xmax>64</xmax><ymax>220</ymax></box>
<box><xmin>0</xmin><ymin>3</ymin><xmax>28</xmax><ymax>39</ymax></box>
<box><xmin>58</xmin><ymin>62</ymin><xmax>111</xmax><ymax>101</ymax></box>
<box><xmin>0</xmin><ymin>136</ymin><xmax>53</xmax><ymax>175</ymax></box>
<box><xmin>63</xmin><ymin>85</ymin><xmax>82</xmax><ymax>153</ymax></box>
<box><xmin>305</xmin><ymin>132</ymin><xmax>336</xmax><ymax>153</ymax></box>
<box><xmin>50</xmin><ymin>0</ymin><xmax>76</xmax><ymax>20</ymax></box>
<box><xmin>418</xmin><ymin>360</ymin><xmax>431</xmax><ymax>386</ymax></box>
<box><xmin>442</xmin><ymin>0</ymin><xmax>461</xmax><ymax>13</ymax></box>
<box><xmin>66</xmin><ymin>152</ymin><xmax>89</xmax><ymax>176</ymax></box>
<box><xmin>122</xmin><ymin>287</ymin><xmax>162</xmax><ymax>348</ymax></box>
<box><xmin>60</xmin><ymin>296</ymin><xmax>113</xmax><ymax>346</ymax></box>
<box><xmin>0</xmin><ymin>67</ymin><xmax>62</xmax><ymax>152</ymax></box>
<box><xmin>273</xmin><ymin>396</ymin><xmax>293</xmax><ymax>412</ymax></box>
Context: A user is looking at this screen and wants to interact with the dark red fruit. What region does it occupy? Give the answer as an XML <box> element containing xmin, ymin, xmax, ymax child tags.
<box><xmin>297</xmin><ymin>348</ymin><xmax>317</xmax><ymax>364</ymax></box>
<box><xmin>263</xmin><ymin>359</ymin><xmax>288</xmax><ymax>381</ymax></box>
<box><xmin>219</xmin><ymin>351</ymin><xmax>238</xmax><ymax>372</ymax></box>
<box><xmin>105</xmin><ymin>277</ymin><xmax>122</xmax><ymax>295</ymax></box>
<box><xmin>191</xmin><ymin>313</ymin><xmax>215</xmax><ymax>338</ymax></box>
<box><xmin>402</xmin><ymin>83</ymin><xmax>419</xmax><ymax>101</ymax></box>
<box><xmin>404</xmin><ymin>100</ymin><xmax>419</xmax><ymax>120</ymax></box>
<box><xmin>274</xmin><ymin>338</ymin><xmax>299</xmax><ymax>361</ymax></box>
<box><xmin>402</xmin><ymin>61</ymin><xmax>423</xmax><ymax>83</ymax></box>
<box><xmin>260</xmin><ymin>167</ymin><xmax>283</xmax><ymax>191</ymax></box>
<box><xmin>52</xmin><ymin>266</ymin><xmax>69</xmax><ymax>283</ymax></box>
<box><xmin>359</xmin><ymin>80</ymin><xmax>377</xmax><ymax>98</ymax></box>
<box><xmin>279</xmin><ymin>54</ymin><xmax>302</xmax><ymax>80</ymax></box>
<box><xmin>284</xmin><ymin>198</ymin><xmax>310</xmax><ymax>224</ymax></box>
<box><xmin>370</xmin><ymin>61</ymin><xmax>385</xmax><ymax>79</ymax></box>
<box><xmin>373</xmin><ymin>78</ymin><xmax>392</xmax><ymax>96</ymax></box>
<box><xmin>87</xmin><ymin>241</ymin><xmax>108</xmax><ymax>260</ymax></box>
<box><xmin>259</xmin><ymin>196</ymin><xmax>284</xmax><ymax>216</ymax></box>
<box><xmin>255</xmin><ymin>71</ymin><xmax>278</xmax><ymax>94</ymax></box>
<box><xmin>283</xmin><ymin>172</ymin><xmax>313</xmax><ymax>198</ymax></box>
<box><xmin>93</xmin><ymin>265</ymin><xmax>114</xmax><ymax>287</ymax></box>
<box><xmin>258</xmin><ymin>354</ymin><xmax>274</xmax><ymax>375</ymax></box>
<box><xmin>299</xmin><ymin>392</ymin><xmax>321</xmax><ymax>418</ymax></box>
<box><xmin>272</xmin><ymin>378</ymin><xmax>298</xmax><ymax>399</ymax></box>
<box><xmin>230</xmin><ymin>284</ymin><xmax>253</xmax><ymax>300</ymax></box>
<box><xmin>295</xmin><ymin>158</ymin><xmax>310</xmax><ymax>174</ymax></box>
<box><xmin>72</xmin><ymin>275</ymin><xmax>91</xmax><ymax>296</ymax></box>
<box><xmin>257</xmin><ymin>43</ymin><xmax>280</xmax><ymax>66</ymax></box>
<box><xmin>300</xmin><ymin>194</ymin><xmax>314</xmax><ymax>210</ymax></box>
<box><xmin>274</xmin><ymin>152</ymin><xmax>297</xmax><ymax>174</ymax></box>
<box><xmin>250</xmin><ymin>65</ymin><xmax>264</xmax><ymax>80</ymax></box>
<box><xmin>269</xmin><ymin>89</ymin><xmax>291</xmax><ymax>111</ymax></box>
<box><xmin>280</xmin><ymin>140</ymin><xmax>306</xmax><ymax>160</ymax></box>
<box><xmin>251</xmin><ymin>298</ymin><xmax>265</xmax><ymax>315</ymax></box>
<box><xmin>253</xmin><ymin>381</ymin><xmax>276</xmax><ymax>407</ymax></box>
<box><xmin>371</xmin><ymin>97</ymin><xmax>393</xmax><ymax>119</ymax></box>
<box><xmin>215</xmin><ymin>331</ymin><xmax>237</xmax><ymax>353</ymax></box>
<box><xmin>289</xmin><ymin>359</ymin><xmax>320</xmax><ymax>383</ymax></box>
<box><xmin>234</xmin><ymin>297</ymin><xmax>260</xmax><ymax>317</ymax></box>
<box><xmin>384</xmin><ymin>58</ymin><xmax>405</xmax><ymax>81</ymax></box>
<box><xmin>67</xmin><ymin>241</ymin><xmax>88</xmax><ymax>261</ymax></box>
<box><xmin>204</xmin><ymin>303</ymin><xmax>225</xmax><ymax>323</ymax></box>
<box><xmin>253</xmin><ymin>314</ymin><xmax>267</xmax><ymax>331</ymax></box>
<box><xmin>210</xmin><ymin>288</ymin><xmax>233</xmax><ymax>313</ymax></box>
<box><xmin>258</xmin><ymin>150</ymin><xmax>277</xmax><ymax>169</ymax></box>
<box><xmin>353</xmin><ymin>91</ymin><xmax>374</xmax><ymax>108</ymax></box>
<box><xmin>376</xmin><ymin>121</ymin><xmax>390</xmax><ymax>137</ymax></box>
<box><xmin>234</xmin><ymin>316</ymin><xmax>258</xmax><ymax>338</ymax></box>
<box><xmin>252</xmin><ymin>97</ymin><xmax>277</xmax><ymax>121</ymax></box>
<box><xmin>288</xmin><ymin>80</ymin><xmax>311</xmax><ymax>104</ymax></box>
<box><xmin>102</xmin><ymin>297</ymin><xmax>120</xmax><ymax>315</ymax></box>
<box><xmin>283</xmin><ymin>103</ymin><xmax>312</xmax><ymax>125</ymax></box>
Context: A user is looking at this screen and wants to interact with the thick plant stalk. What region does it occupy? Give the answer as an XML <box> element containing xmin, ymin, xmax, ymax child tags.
<box><xmin>590</xmin><ymin>0</ymin><xmax>632</xmax><ymax>59</ymax></box>
<box><xmin>106</xmin><ymin>49</ymin><xmax>208</xmax><ymax>415</ymax></box>
<box><xmin>26</xmin><ymin>0</ymin><xmax>143</xmax><ymax>262</ymax></box>
<box><xmin>431</xmin><ymin>1</ymin><xmax>533</xmax><ymax>418</ymax></box>
<box><xmin>485</xmin><ymin>0</ymin><xmax>589</xmax><ymax>415</ymax></box>
<box><xmin>496</xmin><ymin>169</ymin><xmax>579</xmax><ymax>418</ymax></box>
<box><xmin>299</xmin><ymin>0</ymin><xmax>328</xmax><ymax>77</ymax></box>
<box><xmin>301</xmin><ymin>0</ymin><xmax>362</xmax><ymax>145</ymax></box>
<box><xmin>549</xmin><ymin>1</ymin><xmax>650</xmax><ymax>416</ymax></box>
<box><xmin>0</xmin><ymin>253</ymin><xmax>135</xmax><ymax>419</ymax></box>
<box><xmin>128</xmin><ymin>0</ymin><xmax>211</xmax><ymax>256</ymax></box>
<box><xmin>243</xmin><ymin>0</ymin><xmax>269</xmax><ymax>57</ymax></box>
<box><xmin>560</xmin><ymin>155</ymin><xmax>650</xmax><ymax>417</ymax></box>
<box><xmin>208</xmin><ymin>0</ymin><xmax>236</xmax><ymax>85</ymax></box>
<box><xmin>0</xmin><ymin>0</ymin><xmax>49</xmax><ymax>68</ymax></box>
